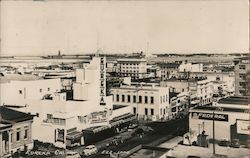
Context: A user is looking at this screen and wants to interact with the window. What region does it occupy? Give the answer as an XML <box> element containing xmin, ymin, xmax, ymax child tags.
<box><xmin>160</xmin><ymin>108</ymin><xmax>162</xmax><ymax>115</ymax></box>
<box><xmin>47</xmin><ymin>114</ymin><xmax>52</xmax><ymax>119</ymax></box>
<box><xmin>133</xmin><ymin>95</ymin><xmax>136</xmax><ymax>103</ymax></box>
<box><xmin>163</xmin><ymin>96</ymin><xmax>165</xmax><ymax>103</ymax></box>
<box><xmin>139</xmin><ymin>96</ymin><xmax>142</xmax><ymax>103</ymax></box>
<box><xmin>133</xmin><ymin>107</ymin><xmax>136</xmax><ymax>114</ymax></box>
<box><xmin>122</xmin><ymin>95</ymin><xmax>125</xmax><ymax>102</ymax></box>
<box><xmin>151</xmin><ymin>109</ymin><xmax>154</xmax><ymax>115</ymax></box>
<box><xmin>24</xmin><ymin>129</ymin><xmax>28</xmax><ymax>139</ymax></box>
<box><xmin>16</xmin><ymin>131</ymin><xmax>20</xmax><ymax>141</ymax></box>
<box><xmin>160</xmin><ymin>96</ymin><xmax>162</xmax><ymax>104</ymax></box>
<box><xmin>116</xmin><ymin>94</ymin><xmax>119</xmax><ymax>102</ymax></box>
<box><xmin>145</xmin><ymin>96</ymin><xmax>148</xmax><ymax>104</ymax></box>
<box><xmin>127</xmin><ymin>95</ymin><xmax>131</xmax><ymax>102</ymax></box>
<box><xmin>19</xmin><ymin>90</ymin><xmax>22</xmax><ymax>94</ymax></box>
<box><xmin>239</xmin><ymin>65</ymin><xmax>246</xmax><ymax>70</ymax></box>
<box><xmin>150</xmin><ymin>97</ymin><xmax>154</xmax><ymax>104</ymax></box>
<box><xmin>48</xmin><ymin>88</ymin><xmax>50</xmax><ymax>91</ymax></box>
<box><xmin>39</xmin><ymin>89</ymin><xmax>42</xmax><ymax>93</ymax></box>
<box><xmin>11</xmin><ymin>133</ymin><xmax>13</xmax><ymax>142</ymax></box>
<box><xmin>166</xmin><ymin>95</ymin><xmax>168</xmax><ymax>102</ymax></box>
<box><xmin>145</xmin><ymin>108</ymin><xmax>148</xmax><ymax>115</ymax></box>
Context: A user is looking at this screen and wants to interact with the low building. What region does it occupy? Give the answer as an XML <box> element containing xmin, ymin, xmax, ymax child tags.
<box><xmin>111</xmin><ymin>83</ymin><xmax>170</xmax><ymax>120</ymax></box>
<box><xmin>156</xmin><ymin>62</ymin><xmax>180</xmax><ymax>80</ymax></box>
<box><xmin>0</xmin><ymin>76</ymin><xmax>62</xmax><ymax>105</ymax></box>
<box><xmin>179</xmin><ymin>62</ymin><xmax>203</xmax><ymax>73</ymax></box>
<box><xmin>189</xmin><ymin>96</ymin><xmax>249</xmax><ymax>144</ymax></box>
<box><xmin>169</xmin><ymin>92</ymin><xmax>189</xmax><ymax>117</ymax></box>
<box><xmin>0</xmin><ymin>106</ymin><xmax>34</xmax><ymax>157</ymax></box>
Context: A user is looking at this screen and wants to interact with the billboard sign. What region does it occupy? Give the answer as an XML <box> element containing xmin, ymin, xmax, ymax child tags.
<box><xmin>191</xmin><ymin>112</ymin><xmax>228</xmax><ymax>122</ymax></box>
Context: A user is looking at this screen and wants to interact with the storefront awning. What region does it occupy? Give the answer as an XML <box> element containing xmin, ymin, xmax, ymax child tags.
<box><xmin>83</xmin><ymin>125</ymin><xmax>110</xmax><ymax>134</ymax></box>
<box><xmin>66</xmin><ymin>131</ymin><xmax>82</xmax><ymax>140</ymax></box>
<box><xmin>110</xmin><ymin>113</ymin><xmax>136</xmax><ymax>127</ymax></box>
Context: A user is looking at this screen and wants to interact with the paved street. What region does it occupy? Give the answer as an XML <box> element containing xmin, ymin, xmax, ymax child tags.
<box><xmin>82</xmin><ymin>116</ymin><xmax>188</xmax><ymax>158</ymax></box>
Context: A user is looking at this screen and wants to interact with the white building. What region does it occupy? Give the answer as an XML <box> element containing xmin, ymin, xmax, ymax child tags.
<box><xmin>111</xmin><ymin>83</ymin><xmax>170</xmax><ymax>120</ymax></box>
<box><xmin>189</xmin><ymin>78</ymin><xmax>213</xmax><ymax>106</ymax></box>
<box><xmin>117</xmin><ymin>58</ymin><xmax>147</xmax><ymax>80</ymax></box>
<box><xmin>179</xmin><ymin>62</ymin><xmax>203</xmax><ymax>73</ymax></box>
<box><xmin>1</xmin><ymin>56</ymin><xmax>135</xmax><ymax>148</ymax></box>
<box><xmin>189</xmin><ymin>96</ymin><xmax>249</xmax><ymax>143</ymax></box>
<box><xmin>0</xmin><ymin>77</ymin><xmax>62</xmax><ymax>105</ymax></box>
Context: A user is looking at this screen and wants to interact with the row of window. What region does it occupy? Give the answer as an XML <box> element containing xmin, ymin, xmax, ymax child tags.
<box><xmin>133</xmin><ymin>107</ymin><xmax>154</xmax><ymax>115</ymax></box>
<box><xmin>115</xmin><ymin>94</ymin><xmax>154</xmax><ymax>104</ymax></box>
<box><xmin>122</xmin><ymin>70</ymin><xmax>139</xmax><ymax>73</ymax></box>
<box><xmin>19</xmin><ymin>88</ymin><xmax>52</xmax><ymax>94</ymax></box>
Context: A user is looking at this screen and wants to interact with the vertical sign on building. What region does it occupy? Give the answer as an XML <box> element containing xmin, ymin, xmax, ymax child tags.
<box><xmin>100</xmin><ymin>57</ymin><xmax>106</xmax><ymax>106</ymax></box>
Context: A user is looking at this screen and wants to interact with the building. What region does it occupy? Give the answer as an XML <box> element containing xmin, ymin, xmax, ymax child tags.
<box><xmin>169</xmin><ymin>92</ymin><xmax>189</xmax><ymax>117</ymax></box>
<box><xmin>179</xmin><ymin>62</ymin><xmax>203</xmax><ymax>73</ymax></box>
<box><xmin>111</xmin><ymin>83</ymin><xmax>170</xmax><ymax>120</ymax></box>
<box><xmin>189</xmin><ymin>96</ymin><xmax>249</xmax><ymax>144</ymax></box>
<box><xmin>234</xmin><ymin>56</ymin><xmax>250</xmax><ymax>96</ymax></box>
<box><xmin>0</xmin><ymin>106</ymin><xmax>34</xmax><ymax>157</ymax></box>
<box><xmin>156</xmin><ymin>62</ymin><xmax>180</xmax><ymax>80</ymax></box>
<box><xmin>117</xmin><ymin>58</ymin><xmax>147</xmax><ymax>80</ymax></box>
<box><xmin>160</xmin><ymin>79</ymin><xmax>189</xmax><ymax>93</ymax></box>
<box><xmin>1</xmin><ymin>56</ymin><xmax>135</xmax><ymax>149</ymax></box>
<box><xmin>0</xmin><ymin>76</ymin><xmax>61</xmax><ymax>105</ymax></box>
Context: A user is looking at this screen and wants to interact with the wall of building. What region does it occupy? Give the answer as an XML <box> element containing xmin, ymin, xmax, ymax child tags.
<box><xmin>111</xmin><ymin>85</ymin><xmax>170</xmax><ymax>120</ymax></box>
<box><xmin>0</xmin><ymin>78</ymin><xmax>61</xmax><ymax>105</ymax></box>
<box><xmin>189</xmin><ymin>110</ymin><xmax>249</xmax><ymax>141</ymax></box>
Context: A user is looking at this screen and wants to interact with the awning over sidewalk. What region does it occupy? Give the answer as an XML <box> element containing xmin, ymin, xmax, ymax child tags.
<box><xmin>109</xmin><ymin>113</ymin><xmax>136</xmax><ymax>127</ymax></box>
<box><xmin>83</xmin><ymin>125</ymin><xmax>110</xmax><ymax>134</ymax></box>
<box><xmin>66</xmin><ymin>131</ymin><xmax>82</xmax><ymax>140</ymax></box>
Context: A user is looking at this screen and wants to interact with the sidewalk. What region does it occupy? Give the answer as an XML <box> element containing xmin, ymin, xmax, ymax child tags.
<box><xmin>166</xmin><ymin>143</ymin><xmax>250</xmax><ymax>158</ymax></box>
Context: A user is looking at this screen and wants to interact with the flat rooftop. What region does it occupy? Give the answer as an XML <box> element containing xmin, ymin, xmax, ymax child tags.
<box><xmin>192</xmin><ymin>105</ymin><xmax>249</xmax><ymax>113</ymax></box>
<box><xmin>218</xmin><ymin>96</ymin><xmax>249</xmax><ymax>105</ymax></box>
<box><xmin>0</xmin><ymin>74</ymin><xmax>41</xmax><ymax>83</ymax></box>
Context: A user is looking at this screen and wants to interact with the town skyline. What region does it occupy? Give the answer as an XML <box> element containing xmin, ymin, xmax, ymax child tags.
<box><xmin>0</xmin><ymin>0</ymin><xmax>249</xmax><ymax>56</ymax></box>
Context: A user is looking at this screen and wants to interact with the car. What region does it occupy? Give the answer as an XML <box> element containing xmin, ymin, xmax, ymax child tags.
<box><xmin>110</xmin><ymin>136</ymin><xmax>124</xmax><ymax>145</ymax></box>
<box><xmin>83</xmin><ymin>145</ymin><xmax>98</xmax><ymax>156</ymax></box>
<box><xmin>218</xmin><ymin>140</ymin><xmax>230</xmax><ymax>147</ymax></box>
<box><xmin>128</xmin><ymin>124</ymin><xmax>138</xmax><ymax>131</ymax></box>
<box><xmin>230</xmin><ymin>139</ymin><xmax>240</xmax><ymax>148</ymax></box>
<box><xmin>66</xmin><ymin>151</ymin><xmax>81</xmax><ymax>158</ymax></box>
<box><xmin>187</xmin><ymin>156</ymin><xmax>201</xmax><ymax>158</ymax></box>
<box><xmin>131</xmin><ymin>128</ymin><xmax>145</xmax><ymax>137</ymax></box>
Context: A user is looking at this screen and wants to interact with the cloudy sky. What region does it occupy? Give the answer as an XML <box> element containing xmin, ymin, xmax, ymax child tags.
<box><xmin>0</xmin><ymin>0</ymin><xmax>249</xmax><ymax>56</ymax></box>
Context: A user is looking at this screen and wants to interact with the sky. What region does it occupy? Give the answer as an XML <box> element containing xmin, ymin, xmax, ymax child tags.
<box><xmin>0</xmin><ymin>0</ymin><xmax>249</xmax><ymax>56</ymax></box>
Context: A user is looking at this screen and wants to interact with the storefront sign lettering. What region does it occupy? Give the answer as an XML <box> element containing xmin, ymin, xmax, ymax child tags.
<box><xmin>191</xmin><ymin>112</ymin><xmax>228</xmax><ymax>122</ymax></box>
<box><xmin>100</xmin><ymin>57</ymin><xmax>106</xmax><ymax>106</ymax></box>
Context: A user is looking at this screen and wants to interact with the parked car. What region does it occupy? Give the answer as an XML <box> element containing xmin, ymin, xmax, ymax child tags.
<box><xmin>110</xmin><ymin>136</ymin><xmax>124</xmax><ymax>145</ymax></box>
<box><xmin>131</xmin><ymin>128</ymin><xmax>145</xmax><ymax>137</ymax></box>
<box><xmin>128</xmin><ymin>123</ymin><xmax>138</xmax><ymax>131</ymax></box>
<box><xmin>218</xmin><ymin>140</ymin><xmax>230</xmax><ymax>147</ymax></box>
<box><xmin>230</xmin><ymin>139</ymin><xmax>240</xmax><ymax>148</ymax></box>
<box><xmin>83</xmin><ymin>145</ymin><xmax>98</xmax><ymax>156</ymax></box>
<box><xmin>66</xmin><ymin>151</ymin><xmax>81</xmax><ymax>158</ymax></box>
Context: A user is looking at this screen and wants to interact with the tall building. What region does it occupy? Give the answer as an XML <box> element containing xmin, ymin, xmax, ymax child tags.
<box><xmin>117</xmin><ymin>58</ymin><xmax>147</xmax><ymax>80</ymax></box>
<box><xmin>234</xmin><ymin>56</ymin><xmax>250</xmax><ymax>96</ymax></box>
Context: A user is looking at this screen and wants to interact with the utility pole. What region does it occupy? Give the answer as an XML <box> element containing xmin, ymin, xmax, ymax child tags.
<box><xmin>213</xmin><ymin>111</ymin><xmax>215</xmax><ymax>155</ymax></box>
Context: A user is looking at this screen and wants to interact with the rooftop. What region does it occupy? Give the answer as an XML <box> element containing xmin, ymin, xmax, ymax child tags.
<box><xmin>191</xmin><ymin>105</ymin><xmax>249</xmax><ymax>113</ymax></box>
<box><xmin>157</xmin><ymin>62</ymin><xmax>180</xmax><ymax>68</ymax></box>
<box><xmin>218</xmin><ymin>96</ymin><xmax>249</xmax><ymax>105</ymax></box>
<box><xmin>0</xmin><ymin>106</ymin><xmax>34</xmax><ymax>123</ymax></box>
<box><xmin>0</xmin><ymin>74</ymin><xmax>41</xmax><ymax>83</ymax></box>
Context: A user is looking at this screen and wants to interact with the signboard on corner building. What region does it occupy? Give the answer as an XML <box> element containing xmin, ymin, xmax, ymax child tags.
<box><xmin>100</xmin><ymin>57</ymin><xmax>106</xmax><ymax>106</ymax></box>
<box><xmin>191</xmin><ymin>112</ymin><xmax>228</xmax><ymax>122</ymax></box>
